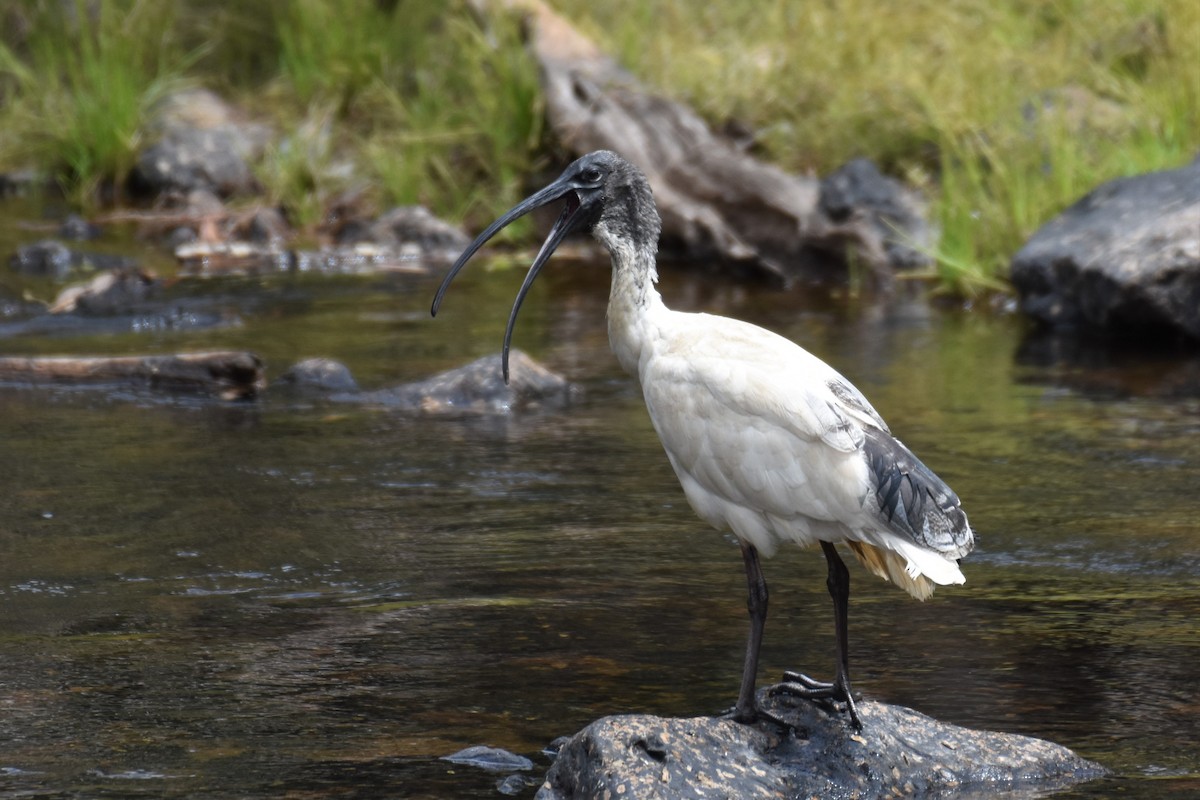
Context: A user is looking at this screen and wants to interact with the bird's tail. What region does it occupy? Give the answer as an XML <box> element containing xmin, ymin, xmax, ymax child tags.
<box><xmin>846</xmin><ymin>540</ymin><xmax>964</xmax><ymax>601</ymax></box>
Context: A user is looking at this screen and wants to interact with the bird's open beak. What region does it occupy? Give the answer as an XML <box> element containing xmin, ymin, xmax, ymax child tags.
<box><xmin>431</xmin><ymin>175</ymin><xmax>585</xmax><ymax>384</ymax></box>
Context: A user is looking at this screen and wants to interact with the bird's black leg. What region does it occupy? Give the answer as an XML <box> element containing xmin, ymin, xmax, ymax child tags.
<box><xmin>822</xmin><ymin>540</ymin><xmax>861</xmax><ymax>728</ymax></box>
<box><xmin>772</xmin><ymin>541</ymin><xmax>862</xmax><ymax>729</ymax></box>
<box><xmin>732</xmin><ymin>541</ymin><xmax>768</xmax><ymax>724</ymax></box>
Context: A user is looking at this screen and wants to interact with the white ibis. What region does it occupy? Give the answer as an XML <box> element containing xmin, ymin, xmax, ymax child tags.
<box><xmin>432</xmin><ymin>150</ymin><xmax>974</xmax><ymax>729</ymax></box>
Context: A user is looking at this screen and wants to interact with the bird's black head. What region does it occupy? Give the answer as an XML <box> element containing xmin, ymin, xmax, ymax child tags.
<box><xmin>431</xmin><ymin>150</ymin><xmax>659</xmax><ymax>383</ymax></box>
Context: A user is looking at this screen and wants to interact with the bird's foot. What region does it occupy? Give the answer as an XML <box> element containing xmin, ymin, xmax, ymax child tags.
<box><xmin>718</xmin><ymin>703</ymin><xmax>800</xmax><ymax>734</ymax></box>
<box><xmin>769</xmin><ymin>671</ymin><xmax>863</xmax><ymax>730</ymax></box>
<box><xmin>778</xmin><ymin>670</ymin><xmax>836</xmax><ymax>693</ymax></box>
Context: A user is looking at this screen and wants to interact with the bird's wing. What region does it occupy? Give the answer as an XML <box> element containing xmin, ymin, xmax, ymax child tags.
<box><xmin>825</xmin><ymin>374</ymin><xmax>889</xmax><ymax>433</ymax></box>
<box><xmin>646</xmin><ymin>313</ymin><xmax>876</xmax><ymax>453</ymax></box>
<box><xmin>638</xmin><ymin>313</ymin><xmax>879</xmax><ymax>536</ymax></box>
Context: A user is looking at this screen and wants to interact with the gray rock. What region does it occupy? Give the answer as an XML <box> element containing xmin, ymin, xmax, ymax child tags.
<box><xmin>337</xmin><ymin>205</ymin><xmax>470</xmax><ymax>262</ymax></box>
<box><xmin>441</xmin><ymin>745</ymin><xmax>535</xmax><ymax>772</ymax></box>
<box><xmin>1011</xmin><ymin>160</ymin><xmax>1200</xmax><ymax>342</ymax></box>
<box><xmin>134</xmin><ymin>127</ymin><xmax>258</xmax><ymax>197</ymax></box>
<box><xmin>278</xmin><ymin>358</ymin><xmax>360</xmax><ymax>393</ymax></box>
<box><xmin>537</xmin><ymin>693</ymin><xmax>1105</xmax><ymax>799</ymax></box>
<box><xmin>131</xmin><ymin>89</ymin><xmax>270</xmax><ymax>198</ymax></box>
<box><xmin>818</xmin><ymin>158</ymin><xmax>936</xmax><ymax>271</ymax></box>
<box><xmin>339</xmin><ymin>351</ymin><xmax>576</xmax><ymax>413</ymax></box>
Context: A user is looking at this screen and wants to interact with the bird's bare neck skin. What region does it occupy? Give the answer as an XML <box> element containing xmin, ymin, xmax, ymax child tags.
<box><xmin>598</xmin><ymin>223</ymin><xmax>664</xmax><ymax>378</ymax></box>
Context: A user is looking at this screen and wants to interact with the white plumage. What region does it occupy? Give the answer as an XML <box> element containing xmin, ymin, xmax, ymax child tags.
<box><xmin>434</xmin><ymin>150</ymin><xmax>975</xmax><ymax>729</ymax></box>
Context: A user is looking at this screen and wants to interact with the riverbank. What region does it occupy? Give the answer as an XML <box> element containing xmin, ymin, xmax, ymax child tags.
<box><xmin>1</xmin><ymin>1</ymin><xmax>1196</xmax><ymax>294</ymax></box>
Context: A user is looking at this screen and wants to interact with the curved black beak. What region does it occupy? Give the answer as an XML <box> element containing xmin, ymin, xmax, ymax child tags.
<box><xmin>431</xmin><ymin>176</ymin><xmax>585</xmax><ymax>384</ymax></box>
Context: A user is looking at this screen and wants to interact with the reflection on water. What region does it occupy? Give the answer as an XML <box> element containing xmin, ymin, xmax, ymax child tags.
<box><xmin>1</xmin><ymin>214</ymin><xmax>1199</xmax><ymax>797</ymax></box>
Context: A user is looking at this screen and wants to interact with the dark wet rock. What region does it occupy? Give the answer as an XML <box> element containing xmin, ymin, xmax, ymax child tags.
<box><xmin>1011</xmin><ymin>160</ymin><xmax>1200</xmax><ymax>343</ymax></box>
<box><xmin>497</xmin><ymin>773</ymin><xmax>540</xmax><ymax>795</ymax></box>
<box><xmin>49</xmin><ymin>268</ymin><xmax>160</xmax><ymax>315</ymax></box>
<box><xmin>9</xmin><ymin>239</ymin><xmax>137</xmax><ymax>279</ymax></box>
<box><xmin>58</xmin><ymin>214</ymin><xmax>102</xmax><ymax>241</ymax></box>
<box><xmin>339</xmin><ymin>205</ymin><xmax>470</xmax><ymax>261</ymax></box>
<box><xmin>10</xmin><ymin>239</ymin><xmax>73</xmax><ymax>279</ymax></box>
<box><xmin>337</xmin><ymin>351</ymin><xmax>576</xmax><ymax>413</ymax></box>
<box><xmin>0</xmin><ymin>351</ymin><xmax>264</xmax><ymax>400</ymax></box>
<box><xmin>240</xmin><ymin>206</ymin><xmax>290</xmax><ymax>245</ymax></box>
<box><xmin>278</xmin><ymin>358</ymin><xmax>360</xmax><ymax>393</ymax></box>
<box><xmin>2</xmin><ymin>265</ymin><xmax>241</xmax><ymax>338</ymax></box>
<box><xmin>537</xmin><ymin>693</ymin><xmax>1105</xmax><ymax>800</ymax></box>
<box><xmin>0</xmin><ymin>293</ymin><xmax>41</xmax><ymax>320</ymax></box>
<box><xmin>0</xmin><ymin>306</ymin><xmax>237</xmax><ymax>339</ymax></box>
<box><xmin>442</xmin><ymin>745</ymin><xmax>535</xmax><ymax>772</ymax></box>
<box><xmin>131</xmin><ymin>89</ymin><xmax>271</xmax><ymax>198</ymax></box>
<box><xmin>818</xmin><ymin>158</ymin><xmax>935</xmax><ymax>271</ymax></box>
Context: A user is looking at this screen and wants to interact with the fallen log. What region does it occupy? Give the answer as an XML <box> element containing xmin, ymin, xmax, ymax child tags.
<box><xmin>497</xmin><ymin>0</ymin><xmax>925</xmax><ymax>284</ymax></box>
<box><xmin>0</xmin><ymin>352</ymin><xmax>264</xmax><ymax>400</ymax></box>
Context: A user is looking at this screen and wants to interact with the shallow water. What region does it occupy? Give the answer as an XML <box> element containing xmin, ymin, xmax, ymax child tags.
<box><xmin>1</xmin><ymin>204</ymin><xmax>1198</xmax><ymax>798</ymax></box>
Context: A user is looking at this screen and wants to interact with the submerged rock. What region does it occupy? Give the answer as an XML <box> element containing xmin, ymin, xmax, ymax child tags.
<box><xmin>0</xmin><ymin>264</ymin><xmax>242</xmax><ymax>339</ymax></box>
<box><xmin>49</xmin><ymin>268</ymin><xmax>160</xmax><ymax>315</ymax></box>
<box><xmin>441</xmin><ymin>745</ymin><xmax>535</xmax><ymax>772</ymax></box>
<box><xmin>9</xmin><ymin>239</ymin><xmax>73</xmax><ymax>279</ymax></box>
<box><xmin>1011</xmin><ymin>159</ymin><xmax>1200</xmax><ymax>343</ymax></box>
<box><xmin>537</xmin><ymin>692</ymin><xmax>1105</xmax><ymax>799</ymax></box>
<box><xmin>278</xmin><ymin>358</ymin><xmax>360</xmax><ymax>393</ymax></box>
<box><xmin>316</xmin><ymin>351</ymin><xmax>576</xmax><ymax>413</ymax></box>
<box><xmin>8</xmin><ymin>239</ymin><xmax>135</xmax><ymax>279</ymax></box>
<box><xmin>355</xmin><ymin>351</ymin><xmax>575</xmax><ymax>413</ymax></box>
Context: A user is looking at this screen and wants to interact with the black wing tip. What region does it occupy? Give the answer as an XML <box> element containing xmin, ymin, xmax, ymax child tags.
<box><xmin>863</xmin><ymin>426</ymin><xmax>970</xmax><ymax>551</ymax></box>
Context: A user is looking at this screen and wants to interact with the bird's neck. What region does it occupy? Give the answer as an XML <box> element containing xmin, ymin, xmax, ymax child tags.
<box><xmin>603</xmin><ymin>235</ymin><xmax>665</xmax><ymax>378</ymax></box>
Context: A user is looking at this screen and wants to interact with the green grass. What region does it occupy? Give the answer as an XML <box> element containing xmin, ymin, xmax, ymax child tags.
<box><xmin>556</xmin><ymin>0</ymin><xmax>1199</xmax><ymax>295</ymax></box>
<box><xmin>0</xmin><ymin>0</ymin><xmax>194</xmax><ymax>205</ymax></box>
<box><xmin>1</xmin><ymin>0</ymin><xmax>1196</xmax><ymax>294</ymax></box>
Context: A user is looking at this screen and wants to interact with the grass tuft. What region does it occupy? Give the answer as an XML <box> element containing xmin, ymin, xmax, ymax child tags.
<box><xmin>0</xmin><ymin>0</ymin><xmax>196</xmax><ymax>205</ymax></box>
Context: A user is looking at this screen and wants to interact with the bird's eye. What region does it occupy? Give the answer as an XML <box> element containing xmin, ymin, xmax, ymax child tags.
<box><xmin>580</xmin><ymin>167</ymin><xmax>603</xmax><ymax>184</ymax></box>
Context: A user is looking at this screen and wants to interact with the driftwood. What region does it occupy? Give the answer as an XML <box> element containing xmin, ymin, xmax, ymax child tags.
<box><xmin>537</xmin><ymin>692</ymin><xmax>1106</xmax><ymax>799</ymax></box>
<box><xmin>0</xmin><ymin>352</ymin><xmax>264</xmax><ymax>400</ymax></box>
<box><xmin>497</xmin><ymin>0</ymin><xmax>914</xmax><ymax>284</ymax></box>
